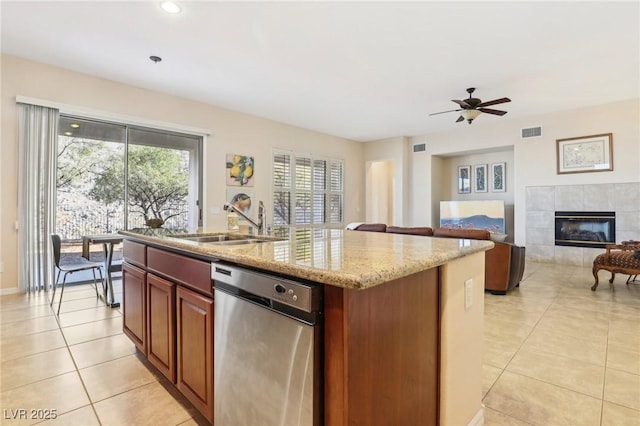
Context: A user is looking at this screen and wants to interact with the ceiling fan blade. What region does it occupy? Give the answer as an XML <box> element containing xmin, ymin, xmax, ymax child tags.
<box><xmin>429</xmin><ymin>108</ymin><xmax>462</xmax><ymax>116</ymax></box>
<box><xmin>456</xmin><ymin>116</ymin><xmax>465</xmax><ymax>123</ymax></box>
<box><xmin>452</xmin><ymin>99</ymin><xmax>471</xmax><ymax>108</ymax></box>
<box><xmin>477</xmin><ymin>97</ymin><xmax>511</xmax><ymax>108</ymax></box>
<box><xmin>478</xmin><ymin>108</ymin><xmax>508</xmax><ymax>116</ymax></box>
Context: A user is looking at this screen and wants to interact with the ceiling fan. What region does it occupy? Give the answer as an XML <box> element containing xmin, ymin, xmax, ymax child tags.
<box><xmin>430</xmin><ymin>88</ymin><xmax>511</xmax><ymax>124</ymax></box>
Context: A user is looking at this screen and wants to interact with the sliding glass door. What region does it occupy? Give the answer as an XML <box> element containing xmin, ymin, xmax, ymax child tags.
<box><xmin>55</xmin><ymin>115</ymin><xmax>202</xmax><ymax>280</ymax></box>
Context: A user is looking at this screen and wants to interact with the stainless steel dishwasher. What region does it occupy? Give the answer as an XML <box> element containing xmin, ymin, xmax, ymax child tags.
<box><xmin>212</xmin><ymin>262</ymin><xmax>323</xmax><ymax>426</ymax></box>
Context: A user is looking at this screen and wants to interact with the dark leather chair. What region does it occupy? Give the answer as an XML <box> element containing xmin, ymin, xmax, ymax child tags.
<box><xmin>386</xmin><ymin>226</ymin><xmax>433</xmax><ymax>236</ymax></box>
<box><xmin>508</xmin><ymin>245</ymin><xmax>526</xmax><ymax>290</ymax></box>
<box><xmin>432</xmin><ymin>228</ymin><xmax>525</xmax><ymax>295</ymax></box>
<box><xmin>354</xmin><ymin>223</ymin><xmax>387</xmax><ymax>232</ymax></box>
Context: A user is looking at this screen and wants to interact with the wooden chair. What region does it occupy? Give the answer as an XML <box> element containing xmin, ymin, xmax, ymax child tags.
<box><xmin>592</xmin><ymin>241</ymin><xmax>640</xmax><ymax>291</ymax></box>
<box><xmin>50</xmin><ymin>234</ymin><xmax>104</xmax><ymax>315</ymax></box>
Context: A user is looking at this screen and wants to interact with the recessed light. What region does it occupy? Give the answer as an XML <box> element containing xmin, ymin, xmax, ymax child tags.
<box><xmin>160</xmin><ymin>1</ymin><xmax>181</xmax><ymax>14</ymax></box>
<box><xmin>64</xmin><ymin>132</ymin><xmax>73</xmax><ymax>136</ymax></box>
<box><xmin>70</xmin><ymin>123</ymin><xmax>79</xmax><ymax>128</ymax></box>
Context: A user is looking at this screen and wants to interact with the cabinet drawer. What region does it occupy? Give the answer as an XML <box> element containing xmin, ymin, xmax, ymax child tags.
<box><xmin>123</xmin><ymin>240</ymin><xmax>146</xmax><ymax>268</ymax></box>
<box><xmin>147</xmin><ymin>247</ymin><xmax>212</xmax><ymax>297</ymax></box>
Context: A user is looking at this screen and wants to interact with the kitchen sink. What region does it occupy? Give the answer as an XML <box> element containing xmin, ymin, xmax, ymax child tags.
<box><xmin>170</xmin><ymin>233</ymin><xmax>279</xmax><ymax>245</ymax></box>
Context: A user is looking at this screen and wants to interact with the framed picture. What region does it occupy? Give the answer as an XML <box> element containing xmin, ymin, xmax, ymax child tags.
<box><xmin>491</xmin><ymin>162</ymin><xmax>506</xmax><ymax>192</ymax></box>
<box><xmin>226</xmin><ymin>153</ymin><xmax>255</xmax><ymax>186</ymax></box>
<box><xmin>556</xmin><ymin>133</ymin><xmax>613</xmax><ymax>174</ymax></box>
<box><xmin>226</xmin><ymin>188</ymin><xmax>254</xmax><ymax>217</ymax></box>
<box><xmin>458</xmin><ymin>165</ymin><xmax>471</xmax><ymax>194</ymax></box>
<box><xmin>474</xmin><ymin>164</ymin><xmax>488</xmax><ymax>193</ymax></box>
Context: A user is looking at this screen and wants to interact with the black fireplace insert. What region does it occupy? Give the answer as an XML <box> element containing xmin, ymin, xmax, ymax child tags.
<box><xmin>555</xmin><ymin>211</ymin><xmax>616</xmax><ymax>249</ymax></box>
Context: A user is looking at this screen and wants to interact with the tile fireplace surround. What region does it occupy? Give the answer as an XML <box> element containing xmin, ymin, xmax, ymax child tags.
<box><xmin>526</xmin><ymin>183</ymin><xmax>640</xmax><ymax>267</ymax></box>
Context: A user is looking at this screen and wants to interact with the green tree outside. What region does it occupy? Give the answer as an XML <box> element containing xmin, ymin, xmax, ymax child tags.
<box><xmin>89</xmin><ymin>145</ymin><xmax>189</xmax><ymax>227</ymax></box>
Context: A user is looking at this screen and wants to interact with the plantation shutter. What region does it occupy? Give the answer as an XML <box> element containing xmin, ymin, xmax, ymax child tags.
<box><xmin>272</xmin><ymin>150</ymin><xmax>344</xmax><ymax>233</ymax></box>
<box><xmin>272</xmin><ymin>152</ymin><xmax>291</xmax><ymax>227</ymax></box>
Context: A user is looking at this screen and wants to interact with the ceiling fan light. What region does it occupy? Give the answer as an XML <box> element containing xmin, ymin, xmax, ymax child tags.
<box><xmin>460</xmin><ymin>109</ymin><xmax>481</xmax><ymax>123</ymax></box>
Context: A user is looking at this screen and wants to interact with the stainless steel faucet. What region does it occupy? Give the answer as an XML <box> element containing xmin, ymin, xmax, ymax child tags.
<box><xmin>224</xmin><ymin>201</ymin><xmax>266</xmax><ymax>235</ymax></box>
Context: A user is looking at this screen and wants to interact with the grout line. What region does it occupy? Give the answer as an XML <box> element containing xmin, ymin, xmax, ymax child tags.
<box><xmin>48</xmin><ymin>294</ymin><xmax>105</xmax><ymax>425</ymax></box>
<box><xmin>599</xmin><ymin>311</ymin><xmax>611</xmax><ymax>426</ymax></box>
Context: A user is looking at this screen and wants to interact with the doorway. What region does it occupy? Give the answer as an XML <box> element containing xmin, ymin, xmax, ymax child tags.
<box><xmin>365</xmin><ymin>160</ymin><xmax>395</xmax><ymax>224</ymax></box>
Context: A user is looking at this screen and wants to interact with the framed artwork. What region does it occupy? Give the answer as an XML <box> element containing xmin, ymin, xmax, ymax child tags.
<box><xmin>491</xmin><ymin>162</ymin><xmax>506</xmax><ymax>192</ymax></box>
<box><xmin>556</xmin><ymin>133</ymin><xmax>613</xmax><ymax>174</ymax></box>
<box><xmin>226</xmin><ymin>189</ymin><xmax>254</xmax><ymax>217</ymax></box>
<box><xmin>226</xmin><ymin>153</ymin><xmax>255</xmax><ymax>186</ymax></box>
<box><xmin>474</xmin><ymin>164</ymin><xmax>488</xmax><ymax>193</ymax></box>
<box><xmin>458</xmin><ymin>165</ymin><xmax>471</xmax><ymax>194</ymax></box>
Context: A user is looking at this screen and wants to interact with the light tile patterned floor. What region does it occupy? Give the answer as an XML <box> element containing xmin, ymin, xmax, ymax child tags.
<box><xmin>0</xmin><ymin>262</ymin><xmax>639</xmax><ymax>425</ymax></box>
<box><xmin>0</xmin><ymin>280</ymin><xmax>208</xmax><ymax>425</ymax></box>
<box><xmin>483</xmin><ymin>262</ymin><xmax>640</xmax><ymax>426</ymax></box>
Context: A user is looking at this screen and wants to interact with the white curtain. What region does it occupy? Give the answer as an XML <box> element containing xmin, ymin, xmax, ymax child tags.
<box><xmin>17</xmin><ymin>103</ymin><xmax>59</xmax><ymax>293</ymax></box>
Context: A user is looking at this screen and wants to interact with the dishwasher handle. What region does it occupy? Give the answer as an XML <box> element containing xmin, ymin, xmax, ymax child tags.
<box><xmin>214</xmin><ymin>266</ymin><xmax>232</xmax><ymax>277</ymax></box>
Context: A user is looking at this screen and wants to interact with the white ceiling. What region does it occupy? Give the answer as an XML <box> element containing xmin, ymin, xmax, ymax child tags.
<box><xmin>1</xmin><ymin>1</ymin><xmax>638</xmax><ymax>141</ymax></box>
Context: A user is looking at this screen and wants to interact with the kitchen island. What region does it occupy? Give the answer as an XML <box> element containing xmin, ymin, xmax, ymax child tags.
<box><xmin>120</xmin><ymin>227</ymin><xmax>493</xmax><ymax>426</ymax></box>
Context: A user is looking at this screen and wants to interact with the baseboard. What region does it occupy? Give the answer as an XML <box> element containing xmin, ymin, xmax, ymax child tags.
<box><xmin>468</xmin><ymin>405</ymin><xmax>485</xmax><ymax>426</ymax></box>
<box><xmin>0</xmin><ymin>287</ymin><xmax>20</xmax><ymax>296</ymax></box>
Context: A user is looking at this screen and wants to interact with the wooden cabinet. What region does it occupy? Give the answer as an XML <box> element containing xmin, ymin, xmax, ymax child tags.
<box><xmin>324</xmin><ymin>267</ymin><xmax>440</xmax><ymax>426</ymax></box>
<box><xmin>176</xmin><ymin>285</ymin><xmax>214</xmax><ymax>423</ymax></box>
<box><xmin>122</xmin><ymin>262</ymin><xmax>146</xmax><ymax>354</ymax></box>
<box><xmin>123</xmin><ymin>239</ymin><xmax>214</xmax><ymax>423</ymax></box>
<box><xmin>147</xmin><ymin>273</ymin><xmax>176</xmax><ymax>383</ymax></box>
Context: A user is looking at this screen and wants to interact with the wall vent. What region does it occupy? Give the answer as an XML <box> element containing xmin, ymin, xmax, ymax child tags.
<box><xmin>413</xmin><ymin>143</ymin><xmax>426</xmax><ymax>152</ymax></box>
<box><xmin>521</xmin><ymin>126</ymin><xmax>542</xmax><ymax>139</ymax></box>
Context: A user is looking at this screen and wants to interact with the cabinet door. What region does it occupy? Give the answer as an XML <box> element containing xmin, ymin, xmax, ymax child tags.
<box><xmin>147</xmin><ymin>273</ymin><xmax>176</xmax><ymax>383</ymax></box>
<box><xmin>122</xmin><ymin>262</ymin><xmax>146</xmax><ymax>354</ymax></box>
<box><xmin>176</xmin><ymin>286</ymin><xmax>214</xmax><ymax>423</ymax></box>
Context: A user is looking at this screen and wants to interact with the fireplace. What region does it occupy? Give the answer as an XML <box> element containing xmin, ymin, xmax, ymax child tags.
<box><xmin>555</xmin><ymin>211</ymin><xmax>615</xmax><ymax>248</ymax></box>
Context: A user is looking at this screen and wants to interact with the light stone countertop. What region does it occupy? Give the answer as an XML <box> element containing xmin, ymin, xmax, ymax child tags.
<box><xmin>119</xmin><ymin>228</ymin><xmax>494</xmax><ymax>290</ymax></box>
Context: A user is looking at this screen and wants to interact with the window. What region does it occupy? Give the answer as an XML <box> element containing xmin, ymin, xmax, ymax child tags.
<box><xmin>272</xmin><ymin>150</ymin><xmax>344</xmax><ymax>236</ymax></box>
<box><xmin>55</xmin><ymin>115</ymin><xmax>202</xmax><ymax>282</ymax></box>
<box><xmin>57</xmin><ymin>115</ymin><xmax>203</xmax><ymax>237</ymax></box>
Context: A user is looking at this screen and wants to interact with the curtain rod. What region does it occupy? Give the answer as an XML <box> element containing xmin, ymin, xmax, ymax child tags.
<box><xmin>15</xmin><ymin>95</ymin><xmax>212</xmax><ymax>136</ymax></box>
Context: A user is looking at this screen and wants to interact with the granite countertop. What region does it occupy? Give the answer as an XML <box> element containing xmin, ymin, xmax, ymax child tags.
<box><xmin>119</xmin><ymin>228</ymin><xmax>494</xmax><ymax>290</ymax></box>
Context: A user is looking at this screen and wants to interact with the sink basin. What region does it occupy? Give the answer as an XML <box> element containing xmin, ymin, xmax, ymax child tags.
<box><xmin>171</xmin><ymin>233</ymin><xmax>277</xmax><ymax>245</ymax></box>
<box><xmin>180</xmin><ymin>235</ymin><xmax>245</xmax><ymax>243</ymax></box>
<box><xmin>207</xmin><ymin>239</ymin><xmax>266</xmax><ymax>246</ymax></box>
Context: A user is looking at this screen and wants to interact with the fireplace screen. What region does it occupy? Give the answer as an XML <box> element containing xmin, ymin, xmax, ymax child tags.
<box><xmin>555</xmin><ymin>211</ymin><xmax>615</xmax><ymax>248</ymax></box>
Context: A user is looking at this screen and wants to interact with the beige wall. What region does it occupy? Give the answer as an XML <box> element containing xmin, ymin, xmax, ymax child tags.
<box><xmin>439</xmin><ymin>251</ymin><xmax>485</xmax><ymax>426</ymax></box>
<box><xmin>0</xmin><ymin>54</ymin><xmax>365</xmax><ymax>292</ymax></box>
<box><xmin>408</xmin><ymin>99</ymin><xmax>640</xmax><ymax>245</ymax></box>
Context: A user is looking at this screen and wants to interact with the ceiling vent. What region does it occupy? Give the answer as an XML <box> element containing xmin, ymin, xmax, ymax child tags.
<box><xmin>521</xmin><ymin>126</ymin><xmax>542</xmax><ymax>139</ymax></box>
<box><xmin>413</xmin><ymin>143</ymin><xmax>426</xmax><ymax>152</ymax></box>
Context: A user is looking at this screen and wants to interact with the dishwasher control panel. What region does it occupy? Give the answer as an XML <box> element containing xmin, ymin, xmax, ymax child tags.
<box><xmin>212</xmin><ymin>262</ymin><xmax>320</xmax><ymax>313</ymax></box>
<box><xmin>273</xmin><ymin>283</ymin><xmax>300</xmax><ymax>303</ymax></box>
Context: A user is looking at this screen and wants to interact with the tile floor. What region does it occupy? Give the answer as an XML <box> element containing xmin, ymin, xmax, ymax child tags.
<box><xmin>0</xmin><ymin>261</ymin><xmax>639</xmax><ymax>425</ymax></box>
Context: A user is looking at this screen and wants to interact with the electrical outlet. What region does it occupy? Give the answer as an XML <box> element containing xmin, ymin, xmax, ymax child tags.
<box><xmin>464</xmin><ymin>279</ymin><xmax>473</xmax><ymax>310</ymax></box>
